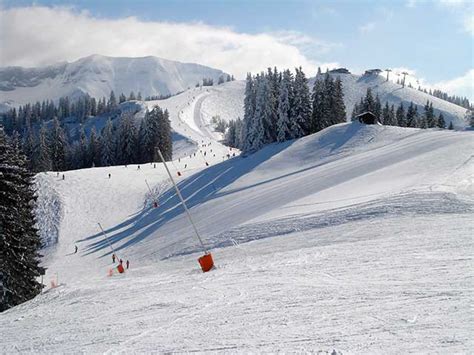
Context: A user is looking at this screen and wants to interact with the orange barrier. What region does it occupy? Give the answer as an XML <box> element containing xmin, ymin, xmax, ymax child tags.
<box><xmin>117</xmin><ymin>264</ymin><xmax>125</xmax><ymax>273</ymax></box>
<box><xmin>198</xmin><ymin>253</ymin><xmax>214</xmax><ymax>272</ymax></box>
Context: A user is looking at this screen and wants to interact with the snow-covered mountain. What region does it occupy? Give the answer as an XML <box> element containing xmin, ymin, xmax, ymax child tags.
<box><xmin>318</xmin><ymin>70</ymin><xmax>469</xmax><ymax>128</ymax></box>
<box><xmin>0</xmin><ymin>54</ymin><xmax>227</xmax><ymax>109</ymax></box>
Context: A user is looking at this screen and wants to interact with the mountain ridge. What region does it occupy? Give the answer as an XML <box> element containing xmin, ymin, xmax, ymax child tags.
<box><xmin>0</xmin><ymin>54</ymin><xmax>227</xmax><ymax>108</ymax></box>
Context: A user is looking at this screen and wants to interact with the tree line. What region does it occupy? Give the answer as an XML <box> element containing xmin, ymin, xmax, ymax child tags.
<box><xmin>1</xmin><ymin>90</ymin><xmax>145</xmax><ymax>136</ymax></box>
<box><xmin>0</xmin><ymin>128</ymin><xmax>44</xmax><ymax>312</ymax></box>
<box><xmin>16</xmin><ymin>105</ymin><xmax>172</xmax><ymax>172</ymax></box>
<box><xmin>417</xmin><ymin>86</ymin><xmax>472</xmax><ymax>111</ymax></box>
<box><xmin>352</xmin><ymin>88</ymin><xmax>451</xmax><ymax>129</ymax></box>
<box><xmin>226</xmin><ymin>67</ymin><xmax>346</xmax><ymax>151</ymax></box>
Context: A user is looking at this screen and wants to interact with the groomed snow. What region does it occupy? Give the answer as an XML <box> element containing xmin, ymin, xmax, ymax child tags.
<box><xmin>1</xmin><ymin>86</ymin><xmax>473</xmax><ymax>353</ymax></box>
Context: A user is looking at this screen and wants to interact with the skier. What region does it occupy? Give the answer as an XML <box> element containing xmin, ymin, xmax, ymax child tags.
<box><xmin>137</xmin><ymin>165</ymin><xmax>141</xmax><ymax>170</ymax></box>
<box><xmin>184</xmin><ymin>164</ymin><xmax>187</xmax><ymax>169</ymax></box>
<box><xmin>119</xmin><ymin>259</ymin><xmax>123</xmax><ymax>265</ymax></box>
<box><xmin>56</xmin><ymin>172</ymin><xmax>59</xmax><ymax>177</ymax></box>
<box><xmin>74</xmin><ymin>245</ymin><xmax>78</xmax><ymax>254</ymax></box>
<box><xmin>62</xmin><ymin>174</ymin><xmax>65</xmax><ymax>180</ymax></box>
<box><xmin>112</xmin><ymin>254</ymin><xmax>116</xmax><ymax>263</ymax></box>
<box><xmin>108</xmin><ymin>173</ymin><xmax>111</xmax><ymax>179</ymax></box>
<box><xmin>154</xmin><ymin>164</ymin><xmax>156</xmax><ymax>168</ymax></box>
<box><xmin>126</xmin><ymin>260</ymin><xmax>130</xmax><ymax>269</ymax></box>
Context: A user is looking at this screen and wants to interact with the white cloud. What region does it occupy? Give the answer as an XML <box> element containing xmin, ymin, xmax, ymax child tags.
<box><xmin>358</xmin><ymin>22</ymin><xmax>376</xmax><ymax>34</ymax></box>
<box><xmin>0</xmin><ymin>6</ymin><xmax>338</xmax><ymax>78</ymax></box>
<box><xmin>433</xmin><ymin>69</ymin><xmax>474</xmax><ymax>101</ymax></box>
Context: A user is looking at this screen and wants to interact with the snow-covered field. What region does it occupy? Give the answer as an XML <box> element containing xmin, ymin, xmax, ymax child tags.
<box><xmin>0</xmin><ymin>84</ymin><xmax>473</xmax><ymax>353</ymax></box>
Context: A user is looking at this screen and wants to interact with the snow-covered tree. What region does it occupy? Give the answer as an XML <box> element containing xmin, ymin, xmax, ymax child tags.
<box><xmin>101</xmin><ymin>118</ymin><xmax>115</xmax><ymax>166</ymax></box>
<box><xmin>241</xmin><ymin>73</ymin><xmax>256</xmax><ymax>152</ymax></box>
<box><xmin>396</xmin><ymin>103</ymin><xmax>407</xmax><ymax>127</ymax></box>
<box><xmin>437</xmin><ymin>113</ymin><xmax>446</xmax><ymax>129</ymax></box>
<box><xmin>37</xmin><ymin>124</ymin><xmax>52</xmax><ymax>171</ymax></box>
<box><xmin>49</xmin><ymin>117</ymin><xmax>68</xmax><ymax>171</ymax></box>
<box><xmin>277</xmin><ymin>70</ymin><xmax>292</xmax><ymax>142</ymax></box>
<box><xmin>291</xmin><ymin>67</ymin><xmax>312</xmax><ymax>136</ymax></box>
<box><xmin>0</xmin><ymin>128</ymin><xmax>45</xmax><ymax>312</ymax></box>
<box><xmin>157</xmin><ymin>109</ymin><xmax>173</xmax><ymax>161</ymax></box>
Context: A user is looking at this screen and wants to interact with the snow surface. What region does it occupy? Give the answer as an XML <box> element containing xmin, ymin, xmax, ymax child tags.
<box><xmin>318</xmin><ymin>72</ymin><xmax>469</xmax><ymax>128</ymax></box>
<box><xmin>0</xmin><ymin>55</ymin><xmax>226</xmax><ymax>107</ymax></box>
<box><xmin>1</xmin><ymin>84</ymin><xmax>473</xmax><ymax>353</ymax></box>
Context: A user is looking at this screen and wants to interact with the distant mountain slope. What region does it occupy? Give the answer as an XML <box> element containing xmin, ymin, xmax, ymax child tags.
<box><xmin>193</xmin><ymin>71</ymin><xmax>469</xmax><ymax>129</ymax></box>
<box><xmin>0</xmin><ymin>54</ymin><xmax>226</xmax><ymax>108</ymax></box>
<box><xmin>316</xmin><ymin>71</ymin><xmax>468</xmax><ymax>128</ymax></box>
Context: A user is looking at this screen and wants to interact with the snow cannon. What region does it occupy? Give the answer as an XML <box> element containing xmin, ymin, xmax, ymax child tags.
<box><xmin>198</xmin><ymin>253</ymin><xmax>214</xmax><ymax>272</ymax></box>
<box><xmin>117</xmin><ymin>264</ymin><xmax>125</xmax><ymax>274</ymax></box>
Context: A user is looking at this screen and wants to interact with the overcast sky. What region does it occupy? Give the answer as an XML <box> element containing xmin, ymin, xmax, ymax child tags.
<box><xmin>0</xmin><ymin>0</ymin><xmax>472</xmax><ymax>100</ymax></box>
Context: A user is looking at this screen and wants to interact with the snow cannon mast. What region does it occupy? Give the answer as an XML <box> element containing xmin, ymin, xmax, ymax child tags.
<box><xmin>156</xmin><ymin>148</ymin><xmax>215</xmax><ymax>273</ymax></box>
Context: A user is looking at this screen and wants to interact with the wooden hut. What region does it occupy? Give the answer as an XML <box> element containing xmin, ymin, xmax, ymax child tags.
<box><xmin>357</xmin><ymin>111</ymin><xmax>378</xmax><ymax>125</ymax></box>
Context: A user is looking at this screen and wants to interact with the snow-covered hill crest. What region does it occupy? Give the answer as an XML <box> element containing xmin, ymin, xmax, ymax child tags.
<box><xmin>0</xmin><ymin>54</ymin><xmax>227</xmax><ymax>107</ymax></box>
<box><xmin>317</xmin><ymin>71</ymin><xmax>469</xmax><ymax>128</ymax></box>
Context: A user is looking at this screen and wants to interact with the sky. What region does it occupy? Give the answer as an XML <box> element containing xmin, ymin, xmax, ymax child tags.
<box><xmin>0</xmin><ymin>0</ymin><xmax>473</xmax><ymax>100</ymax></box>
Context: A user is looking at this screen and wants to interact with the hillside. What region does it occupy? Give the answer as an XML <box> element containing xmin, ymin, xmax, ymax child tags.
<box><xmin>181</xmin><ymin>71</ymin><xmax>469</xmax><ymax>129</ymax></box>
<box><xmin>318</xmin><ymin>71</ymin><xmax>469</xmax><ymax>128</ymax></box>
<box><xmin>1</xmin><ymin>117</ymin><xmax>472</xmax><ymax>352</ymax></box>
<box><xmin>0</xmin><ymin>54</ymin><xmax>227</xmax><ymax>109</ymax></box>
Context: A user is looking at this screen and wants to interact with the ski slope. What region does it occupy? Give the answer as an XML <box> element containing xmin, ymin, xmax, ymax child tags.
<box><xmin>1</xmin><ymin>86</ymin><xmax>473</xmax><ymax>352</ymax></box>
<box><xmin>319</xmin><ymin>71</ymin><xmax>469</xmax><ymax>128</ymax></box>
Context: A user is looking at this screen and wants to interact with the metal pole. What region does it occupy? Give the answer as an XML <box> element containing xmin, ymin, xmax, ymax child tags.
<box><xmin>145</xmin><ymin>179</ymin><xmax>153</xmax><ymax>194</ymax></box>
<box><xmin>156</xmin><ymin>148</ymin><xmax>208</xmax><ymax>254</ymax></box>
<box><xmin>98</xmin><ymin>222</ymin><xmax>117</xmax><ymax>256</ymax></box>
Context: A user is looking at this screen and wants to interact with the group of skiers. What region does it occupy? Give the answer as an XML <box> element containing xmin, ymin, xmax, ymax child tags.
<box><xmin>112</xmin><ymin>253</ymin><xmax>130</xmax><ymax>269</ymax></box>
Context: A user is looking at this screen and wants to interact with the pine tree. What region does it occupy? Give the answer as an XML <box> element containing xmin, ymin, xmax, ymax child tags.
<box><xmin>396</xmin><ymin>103</ymin><xmax>407</xmax><ymax>127</ymax></box>
<box><xmin>157</xmin><ymin>109</ymin><xmax>173</xmax><ymax>161</ymax></box>
<box><xmin>116</xmin><ymin>113</ymin><xmax>138</xmax><ymax>164</ymax></box>
<box><xmin>423</xmin><ymin>100</ymin><xmax>435</xmax><ymax>128</ymax></box>
<box><xmin>406</xmin><ymin>102</ymin><xmax>418</xmax><ymax>128</ymax></box>
<box><xmin>0</xmin><ymin>128</ymin><xmax>45</xmax><ymax>312</ymax></box>
<box><xmin>242</xmin><ymin>73</ymin><xmax>256</xmax><ymax>152</ymax></box>
<box><xmin>101</xmin><ymin>118</ymin><xmax>115</xmax><ymax>166</ymax></box>
<box><xmin>311</xmin><ymin>77</ymin><xmax>326</xmax><ymax>132</ymax></box>
<box><xmin>381</xmin><ymin>102</ymin><xmax>390</xmax><ymax>125</ymax></box>
<box><xmin>373</xmin><ymin>95</ymin><xmax>382</xmax><ymax>121</ymax></box>
<box><xmin>108</xmin><ymin>91</ymin><xmax>118</xmax><ymax>111</ymax></box>
<box><xmin>363</xmin><ymin>88</ymin><xmax>375</xmax><ymax>113</ymax></box>
<box><xmin>437</xmin><ymin>113</ymin><xmax>446</xmax><ymax>129</ymax></box>
<box><xmin>119</xmin><ymin>93</ymin><xmax>127</xmax><ymax>104</ymax></box>
<box><xmin>37</xmin><ymin>124</ymin><xmax>52</xmax><ymax>172</ymax></box>
<box><xmin>254</xmin><ymin>74</ymin><xmax>274</xmax><ymax>144</ymax></box>
<box><xmin>78</xmin><ymin>126</ymin><xmax>88</xmax><ymax>168</ymax></box>
<box><xmin>277</xmin><ymin>70</ymin><xmax>292</xmax><ymax>142</ymax></box>
<box><xmin>49</xmin><ymin>117</ymin><xmax>68</xmax><ymax>171</ymax></box>
<box><xmin>291</xmin><ymin>67</ymin><xmax>312</xmax><ymax>136</ymax></box>
<box><xmin>248</xmin><ymin>74</ymin><xmax>267</xmax><ymax>151</ymax></box>
<box><xmin>332</xmin><ymin>77</ymin><xmax>346</xmax><ymax>125</ymax></box>
<box><xmin>88</xmin><ymin>127</ymin><xmax>102</xmax><ymax>167</ymax></box>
